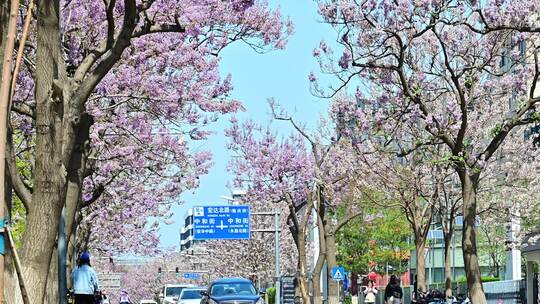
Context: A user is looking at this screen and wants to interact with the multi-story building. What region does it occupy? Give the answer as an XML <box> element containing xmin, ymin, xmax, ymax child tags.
<box><xmin>180</xmin><ymin>208</ymin><xmax>197</xmax><ymax>252</ymax></box>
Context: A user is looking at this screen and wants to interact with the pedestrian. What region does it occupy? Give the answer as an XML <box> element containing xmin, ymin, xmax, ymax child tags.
<box><xmin>120</xmin><ymin>289</ymin><xmax>132</xmax><ymax>304</ymax></box>
<box><xmin>384</xmin><ymin>275</ymin><xmax>403</xmax><ymax>304</ymax></box>
<box><xmin>72</xmin><ymin>251</ymin><xmax>100</xmax><ymax>304</ymax></box>
<box><xmin>412</xmin><ymin>274</ymin><xmax>418</xmax><ymax>301</ymax></box>
<box><xmin>100</xmin><ymin>292</ymin><xmax>110</xmax><ymax>304</ymax></box>
<box><xmin>363</xmin><ymin>280</ymin><xmax>378</xmax><ymax>304</ymax></box>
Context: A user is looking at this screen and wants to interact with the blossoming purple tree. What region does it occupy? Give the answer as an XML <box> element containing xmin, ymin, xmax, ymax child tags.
<box><xmin>2</xmin><ymin>0</ymin><xmax>292</xmax><ymax>302</ymax></box>
<box><xmin>226</xmin><ymin>103</ymin><xmax>368</xmax><ymax>304</ymax></box>
<box><xmin>313</xmin><ymin>1</ymin><xmax>540</xmax><ymax>302</ymax></box>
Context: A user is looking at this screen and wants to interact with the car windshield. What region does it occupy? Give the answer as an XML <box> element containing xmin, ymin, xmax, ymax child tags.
<box><xmin>165</xmin><ymin>287</ymin><xmax>184</xmax><ymax>297</ymax></box>
<box><xmin>210</xmin><ymin>283</ymin><xmax>257</xmax><ymax>296</ymax></box>
<box><xmin>181</xmin><ymin>290</ymin><xmax>204</xmax><ymax>299</ymax></box>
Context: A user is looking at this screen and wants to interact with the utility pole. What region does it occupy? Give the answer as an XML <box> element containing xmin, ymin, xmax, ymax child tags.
<box><xmin>274</xmin><ymin>209</ymin><xmax>281</xmax><ymax>304</ymax></box>
<box><xmin>0</xmin><ymin>1</ymin><xmax>21</xmax><ymax>301</ymax></box>
<box><xmin>251</xmin><ymin>209</ymin><xmax>281</xmax><ymax>304</ymax></box>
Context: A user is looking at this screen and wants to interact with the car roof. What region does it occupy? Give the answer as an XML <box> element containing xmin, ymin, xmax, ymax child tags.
<box><xmin>211</xmin><ymin>278</ymin><xmax>252</xmax><ymax>284</ymax></box>
<box><xmin>181</xmin><ymin>287</ymin><xmax>206</xmax><ymax>292</ymax></box>
<box><xmin>165</xmin><ymin>284</ymin><xmax>196</xmax><ymax>287</ymax></box>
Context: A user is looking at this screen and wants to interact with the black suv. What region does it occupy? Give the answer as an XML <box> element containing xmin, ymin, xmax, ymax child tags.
<box><xmin>200</xmin><ymin>278</ymin><xmax>264</xmax><ymax>304</ymax></box>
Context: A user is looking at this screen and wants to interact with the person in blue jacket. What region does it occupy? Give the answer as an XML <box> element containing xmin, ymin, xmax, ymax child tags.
<box><xmin>72</xmin><ymin>251</ymin><xmax>100</xmax><ymax>304</ymax></box>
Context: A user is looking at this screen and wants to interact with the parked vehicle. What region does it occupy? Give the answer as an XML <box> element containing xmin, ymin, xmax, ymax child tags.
<box><xmin>159</xmin><ymin>284</ymin><xmax>197</xmax><ymax>304</ymax></box>
<box><xmin>200</xmin><ymin>278</ymin><xmax>265</xmax><ymax>304</ymax></box>
<box><xmin>412</xmin><ymin>289</ymin><xmax>470</xmax><ymax>304</ymax></box>
<box><xmin>412</xmin><ymin>289</ymin><xmax>445</xmax><ymax>304</ymax></box>
<box><xmin>451</xmin><ymin>294</ymin><xmax>470</xmax><ymax>304</ymax></box>
<box><xmin>178</xmin><ymin>288</ymin><xmax>206</xmax><ymax>304</ymax></box>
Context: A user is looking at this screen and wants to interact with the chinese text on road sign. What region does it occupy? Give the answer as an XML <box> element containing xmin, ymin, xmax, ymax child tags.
<box><xmin>97</xmin><ymin>273</ymin><xmax>121</xmax><ymax>290</ymax></box>
<box><xmin>183</xmin><ymin>273</ymin><xmax>201</xmax><ymax>280</ymax></box>
<box><xmin>193</xmin><ymin>206</ymin><xmax>250</xmax><ymax>240</ymax></box>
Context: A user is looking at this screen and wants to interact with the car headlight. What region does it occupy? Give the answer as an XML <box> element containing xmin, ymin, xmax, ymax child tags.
<box><xmin>256</xmin><ymin>298</ymin><xmax>265</xmax><ymax>304</ymax></box>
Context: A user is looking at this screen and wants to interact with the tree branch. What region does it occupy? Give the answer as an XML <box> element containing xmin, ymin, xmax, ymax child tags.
<box><xmin>132</xmin><ymin>22</ymin><xmax>185</xmax><ymax>38</ymax></box>
<box><xmin>80</xmin><ymin>184</ymin><xmax>105</xmax><ymax>208</ymax></box>
<box><xmin>6</xmin><ymin>132</ymin><xmax>32</xmax><ymax>211</ymax></box>
<box><xmin>332</xmin><ymin>210</ymin><xmax>363</xmax><ymax>235</ymax></box>
<box><xmin>480</xmin><ymin>97</ymin><xmax>540</xmax><ymax>162</ymax></box>
<box><xmin>103</xmin><ymin>0</ymin><xmax>117</xmax><ymax>50</ymax></box>
<box><xmin>75</xmin><ymin>0</ymin><xmax>138</xmax><ymax>104</ymax></box>
<box><xmin>11</xmin><ymin>103</ymin><xmax>35</xmax><ymax>119</ymax></box>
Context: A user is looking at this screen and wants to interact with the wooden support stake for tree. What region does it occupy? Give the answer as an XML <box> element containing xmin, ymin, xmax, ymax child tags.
<box><xmin>6</xmin><ymin>227</ymin><xmax>30</xmax><ymax>304</ymax></box>
<box><xmin>10</xmin><ymin>0</ymin><xmax>34</xmax><ymax>103</ymax></box>
<box><xmin>0</xmin><ymin>0</ymin><xmax>21</xmax><ymax>302</ymax></box>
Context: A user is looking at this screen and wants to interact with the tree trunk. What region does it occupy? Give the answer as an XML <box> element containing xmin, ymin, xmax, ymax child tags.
<box><xmin>312</xmin><ymin>229</ymin><xmax>326</xmax><ymax>304</ymax></box>
<box><xmin>44</xmin><ymin>247</ymin><xmax>59</xmax><ymax>303</ymax></box>
<box><xmin>444</xmin><ymin>235</ymin><xmax>452</xmax><ymax>304</ymax></box>
<box><xmin>0</xmin><ymin>4</ymin><xmax>18</xmax><ymax>302</ymax></box>
<box><xmin>415</xmin><ymin>236</ymin><xmax>427</xmax><ymax>293</ymax></box>
<box><xmin>296</xmin><ymin>227</ymin><xmax>311</xmax><ymax>304</ymax></box>
<box><xmin>326</xmin><ymin>233</ymin><xmax>339</xmax><ymax>304</ymax></box>
<box><xmin>19</xmin><ymin>1</ymin><xmax>66</xmax><ymax>303</ymax></box>
<box><xmin>312</xmin><ymin>253</ymin><xmax>324</xmax><ymax>304</ymax></box>
<box><xmin>460</xmin><ymin>173</ymin><xmax>486</xmax><ymax>304</ymax></box>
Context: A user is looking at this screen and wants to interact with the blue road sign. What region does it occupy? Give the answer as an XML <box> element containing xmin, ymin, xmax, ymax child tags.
<box><xmin>331</xmin><ymin>266</ymin><xmax>345</xmax><ymax>281</ymax></box>
<box><xmin>183</xmin><ymin>273</ymin><xmax>201</xmax><ymax>280</ymax></box>
<box><xmin>192</xmin><ymin>205</ymin><xmax>250</xmax><ymax>240</ymax></box>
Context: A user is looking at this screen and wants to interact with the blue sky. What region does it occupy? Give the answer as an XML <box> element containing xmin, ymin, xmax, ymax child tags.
<box><xmin>158</xmin><ymin>1</ymin><xmax>337</xmax><ymax>249</ymax></box>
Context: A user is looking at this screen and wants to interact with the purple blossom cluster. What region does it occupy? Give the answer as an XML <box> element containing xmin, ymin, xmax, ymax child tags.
<box><xmin>10</xmin><ymin>0</ymin><xmax>292</xmax><ymax>255</ymax></box>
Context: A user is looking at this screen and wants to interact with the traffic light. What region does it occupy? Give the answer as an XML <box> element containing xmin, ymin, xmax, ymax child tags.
<box><xmin>158</xmin><ymin>267</ymin><xmax>162</xmax><ymax>274</ymax></box>
<box><xmin>175</xmin><ymin>267</ymin><xmax>179</xmax><ymax>278</ymax></box>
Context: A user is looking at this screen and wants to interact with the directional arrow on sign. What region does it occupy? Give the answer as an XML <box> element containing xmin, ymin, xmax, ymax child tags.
<box><xmin>217</xmin><ymin>220</ymin><xmax>228</xmax><ymax>230</ymax></box>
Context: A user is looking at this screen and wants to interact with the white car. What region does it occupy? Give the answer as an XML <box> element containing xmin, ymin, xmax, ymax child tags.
<box><xmin>178</xmin><ymin>288</ymin><xmax>206</xmax><ymax>304</ymax></box>
<box><xmin>159</xmin><ymin>284</ymin><xmax>197</xmax><ymax>304</ymax></box>
<box><xmin>139</xmin><ymin>301</ymin><xmax>158</xmax><ymax>304</ymax></box>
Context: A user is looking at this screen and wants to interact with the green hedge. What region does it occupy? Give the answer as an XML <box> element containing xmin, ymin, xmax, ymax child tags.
<box><xmin>267</xmin><ymin>287</ymin><xmax>276</xmax><ymax>304</ymax></box>
<box><xmin>455</xmin><ymin>276</ymin><xmax>500</xmax><ymax>284</ymax></box>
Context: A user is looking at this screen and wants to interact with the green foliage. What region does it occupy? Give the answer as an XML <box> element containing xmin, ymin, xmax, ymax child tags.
<box><xmin>489</xmin><ymin>124</ymin><xmax>502</xmax><ymax>138</ymax></box>
<box><xmin>10</xmin><ymin>132</ymin><xmax>32</xmax><ymax>247</ymax></box>
<box><xmin>531</xmin><ymin>112</ymin><xmax>540</xmax><ymax>122</ymax></box>
<box><xmin>477</xmin><ymin>220</ymin><xmax>507</xmax><ymax>278</ymax></box>
<box><xmin>336</xmin><ymin>200</ymin><xmax>413</xmax><ymax>275</ymax></box>
<box><xmin>456</xmin><ymin>276</ymin><xmax>499</xmax><ymax>284</ymax></box>
<box><xmin>464</xmin><ymin>76</ymin><xmax>474</xmax><ymax>89</ymax></box>
<box><xmin>266</xmin><ymin>287</ymin><xmax>276</xmax><ymax>304</ymax></box>
<box><xmin>522</xmin><ymin>198</ymin><xmax>540</xmax><ymax>230</ymax></box>
<box><xmin>11</xmin><ymin>196</ymin><xmax>26</xmax><ymax>247</ymax></box>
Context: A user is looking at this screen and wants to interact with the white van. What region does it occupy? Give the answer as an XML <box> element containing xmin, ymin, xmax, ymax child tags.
<box><xmin>159</xmin><ymin>284</ymin><xmax>197</xmax><ymax>304</ymax></box>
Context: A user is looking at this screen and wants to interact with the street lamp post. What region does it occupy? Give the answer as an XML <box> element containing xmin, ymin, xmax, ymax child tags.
<box><xmin>274</xmin><ymin>209</ymin><xmax>281</xmax><ymax>304</ymax></box>
<box><xmin>251</xmin><ymin>209</ymin><xmax>281</xmax><ymax>304</ymax></box>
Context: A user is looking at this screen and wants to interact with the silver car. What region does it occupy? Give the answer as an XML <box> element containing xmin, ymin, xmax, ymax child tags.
<box><xmin>178</xmin><ymin>288</ymin><xmax>206</xmax><ymax>304</ymax></box>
